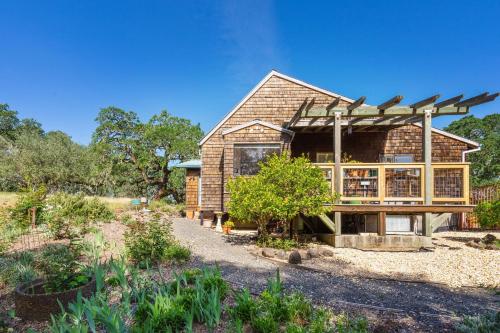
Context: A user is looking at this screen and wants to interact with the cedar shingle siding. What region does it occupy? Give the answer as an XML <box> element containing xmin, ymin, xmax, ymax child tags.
<box><xmin>200</xmin><ymin>74</ymin><xmax>471</xmax><ymax>214</ymax></box>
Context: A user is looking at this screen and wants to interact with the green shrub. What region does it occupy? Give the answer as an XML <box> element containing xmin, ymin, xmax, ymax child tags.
<box><xmin>0</xmin><ymin>251</ymin><xmax>37</xmax><ymax>287</ymax></box>
<box><xmin>475</xmin><ymin>200</ymin><xmax>500</xmax><ymax>228</ymax></box>
<box><xmin>164</xmin><ymin>243</ymin><xmax>191</xmax><ymax>263</ymax></box>
<box><xmin>35</xmin><ymin>243</ymin><xmax>90</xmax><ymax>292</ymax></box>
<box><xmin>124</xmin><ymin>219</ymin><xmax>174</xmax><ymax>265</ymax></box>
<box><xmin>9</xmin><ymin>186</ymin><xmax>47</xmax><ymax>229</ymax></box>
<box><xmin>43</xmin><ymin>192</ymin><xmax>114</xmax><ymax>239</ymax></box>
<box><xmin>257</xmin><ymin>237</ymin><xmax>299</xmax><ymax>250</ymax></box>
<box><xmin>456</xmin><ymin>311</ymin><xmax>500</xmax><ymax>333</ymax></box>
<box><xmin>227</xmin><ymin>155</ymin><xmax>333</xmax><ymax>239</ymax></box>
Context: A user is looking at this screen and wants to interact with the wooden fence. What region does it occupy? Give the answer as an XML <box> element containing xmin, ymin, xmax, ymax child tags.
<box><xmin>462</xmin><ymin>183</ymin><xmax>499</xmax><ymax>230</ymax></box>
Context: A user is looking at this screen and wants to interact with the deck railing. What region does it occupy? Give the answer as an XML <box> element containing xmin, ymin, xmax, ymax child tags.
<box><xmin>314</xmin><ymin>162</ymin><xmax>469</xmax><ymax>204</ymax></box>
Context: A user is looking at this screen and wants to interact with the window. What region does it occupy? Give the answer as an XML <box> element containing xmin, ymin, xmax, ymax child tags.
<box><xmin>379</xmin><ymin>154</ymin><xmax>414</xmax><ymax>163</ymax></box>
<box><xmin>316</xmin><ymin>152</ymin><xmax>334</xmax><ymax>163</ymax></box>
<box><xmin>233</xmin><ymin>144</ymin><xmax>281</xmax><ymax>176</ymax></box>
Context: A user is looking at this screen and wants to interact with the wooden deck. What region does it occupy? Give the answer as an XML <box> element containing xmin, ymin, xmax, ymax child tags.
<box><xmin>329</xmin><ymin>204</ymin><xmax>474</xmax><ymax>213</ymax></box>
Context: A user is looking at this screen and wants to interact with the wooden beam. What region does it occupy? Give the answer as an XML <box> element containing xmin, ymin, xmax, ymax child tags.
<box><xmin>409</xmin><ymin>94</ymin><xmax>440</xmax><ymax>109</ymax></box>
<box><xmin>423</xmin><ymin>109</ymin><xmax>432</xmax><ymax>237</ymax></box>
<box><xmin>458</xmin><ymin>93</ymin><xmax>499</xmax><ymax>107</ymax></box>
<box><xmin>301</xmin><ymin>105</ymin><xmax>469</xmax><ymax>118</ymax></box>
<box><xmin>347</xmin><ymin>96</ymin><xmax>366</xmax><ymax>111</ymax></box>
<box><xmin>287</xmin><ymin>98</ymin><xmax>308</xmax><ymax>128</ymax></box>
<box><xmin>454</xmin><ymin>93</ymin><xmax>489</xmax><ymax>107</ymax></box>
<box><xmin>378</xmin><ymin>95</ymin><xmax>403</xmax><ymax>110</ymax></box>
<box><xmin>378</xmin><ymin>212</ymin><xmax>386</xmax><ymax>236</ymax></box>
<box><xmin>330</xmin><ymin>204</ymin><xmax>474</xmax><ymax>213</ymax></box>
<box><xmin>326</xmin><ymin>98</ymin><xmax>341</xmax><ymax>111</ymax></box>
<box><xmin>334</xmin><ymin>112</ymin><xmax>342</xmax><ymax>235</ymax></box>
<box><xmin>434</xmin><ymin>94</ymin><xmax>463</xmax><ymax>108</ymax></box>
<box><xmin>305</xmin><ymin>97</ymin><xmax>316</xmax><ymax>113</ymax></box>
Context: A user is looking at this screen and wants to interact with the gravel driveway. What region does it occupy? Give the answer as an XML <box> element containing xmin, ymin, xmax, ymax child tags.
<box><xmin>172</xmin><ymin>218</ymin><xmax>498</xmax><ymax>332</ymax></box>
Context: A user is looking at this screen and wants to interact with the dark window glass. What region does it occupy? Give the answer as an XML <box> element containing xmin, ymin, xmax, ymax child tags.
<box><xmin>233</xmin><ymin>144</ymin><xmax>281</xmax><ymax>176</ymax></box>
<box><xmin>379</xmin><ymin>154</ymin><xmax>414</xmax><ymax>163</ymax></box>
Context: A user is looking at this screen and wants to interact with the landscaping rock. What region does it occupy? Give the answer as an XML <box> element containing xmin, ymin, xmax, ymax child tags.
<box><xmin>275</xmin><ymin>250</ymin><xmax>287</xmax><ymax>260</ymax></box>
<box><xmin>307</xmin><ymin>248</ymin><xmax>320</xmax><ymax>258</ymax></box>
<box><xmin>298</xmin><ymin>249</ymin><xmax>311</xmax><ymax>260</ymax></box>
<box><xmin>320</xmin><ymin>248</ymin><xmax>334</xmax><ymax>257</ymax></box>
<box><xmin>482</xmin><ymin>234</ymin><xmax>496</xmax><ymax>244</ymax></box>
<box><xmin>262</xmin><ymin>248</ymin><xmax>275</xmax><ymax>258</ymax></box>
<box><xmin>288</xmin><ymin>250</ymin><xmax>302</xmax><ymax>264</ymax></box>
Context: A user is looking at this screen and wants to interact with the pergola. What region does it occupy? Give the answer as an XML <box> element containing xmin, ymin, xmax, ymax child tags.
<box><xmin>286</xmin><ymin>92</ymin><xmax>498</xmax><ymax>237</ymax></box>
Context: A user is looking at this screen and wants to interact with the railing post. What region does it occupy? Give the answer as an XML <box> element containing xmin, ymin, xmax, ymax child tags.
<box><xmin>334</xmin><ymin>111</ymin><xmax>342</xmax><ymax>235</ymax></box>
<box><xmin>423</xmin><ymin>109</ymin><xmax>433</xmax><ymax>236</ymax></box>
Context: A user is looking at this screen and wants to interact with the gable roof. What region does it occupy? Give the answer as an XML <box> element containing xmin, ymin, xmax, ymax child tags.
<box><xmin>221</xmin><ymin>119</ymin><xmax>294</xmax><ymax>137</ymax></box>
<box><xmin>412</xmin><ymin>123</ymin><xmax>480</xmax><ymax>148</ymax></box>
<box><xmin>199</xmin><ymin>70</ymin><xmax>355</xmax><ymax>146</ymax></box>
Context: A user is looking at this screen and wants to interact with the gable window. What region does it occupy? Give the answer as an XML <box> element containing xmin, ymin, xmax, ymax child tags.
<box><xmin>379</xmin><ymin>154</ymin><xmax>414</xmax><ymax>163</ymax></box>
<box><xmin>233</xmin><ymin>144</ymin><xmax>281</xmax><ymax>176</ymax></box>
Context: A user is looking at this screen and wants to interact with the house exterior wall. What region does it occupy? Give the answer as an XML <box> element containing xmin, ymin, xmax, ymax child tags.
<box><xmin>292</xmin><ymin>125</ymin><xmax>468</xmax><ymax>163</ymax></box>
<box><xmin>200</xmin><ymin>73</ymin><xmax>472</xmax><ymax>215</ymax></box>
<box><xmin>200</xmin><ymin>75</ymin><xmax>350</xmax><ymax>213</ymax></box>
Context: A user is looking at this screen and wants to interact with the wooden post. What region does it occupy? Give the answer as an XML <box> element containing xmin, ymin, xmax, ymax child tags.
<box><xmin>334</xmin><ymin>112</ymin><xmax>342</xmax><ymax>235</ymax></box>
<box><xmin>30</xmin><ymin>207</ymin><xmax>37</xmax><ymax>229</ymax></box>
<box><xmin>377</xmin><ymin>212</ymin><xmax>386</xmax><ymax>236</ymax></box>
<box><xmin>423</xmin><ymin>109</ymin><xmax>433</xmax><ymax>236</ymax></box>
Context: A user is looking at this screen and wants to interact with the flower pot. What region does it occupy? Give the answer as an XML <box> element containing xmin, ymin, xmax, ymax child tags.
<box><xmin>15</xmin><ymin>276</ymin><xmax>96</xmax><ymax>321</ymax></box>
<box><xmin>223</xmin><ymin>226</ymin><xmax>232</xmax><ymax>234</ymax></box>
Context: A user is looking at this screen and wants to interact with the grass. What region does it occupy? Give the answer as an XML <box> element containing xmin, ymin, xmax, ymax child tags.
<box><xmin>0</xmin><ymin>192</ymin><xmax>18</xmax><ymax>209</ymax></box>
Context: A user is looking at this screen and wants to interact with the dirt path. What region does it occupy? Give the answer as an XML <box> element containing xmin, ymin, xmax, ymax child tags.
<box><xmin>172</xmin><ymin>218</ymin><xmax>499</xmax><ymax>332</ymax></box>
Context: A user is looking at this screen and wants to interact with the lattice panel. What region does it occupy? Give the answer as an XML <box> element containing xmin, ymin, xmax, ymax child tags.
<box><xmin>342</xmin><ymin>168</ymin><xmax>378</xmax><ymax>198</ymax></box>
<box><xmin>385</xmin><ymin>168</ymin><xmax>421</xmax><ymax>198</ymax></box>
<box><xmin>434</xmin><ymin>168</ymin><xmax>463</xmax><ymax>198</ymax></box>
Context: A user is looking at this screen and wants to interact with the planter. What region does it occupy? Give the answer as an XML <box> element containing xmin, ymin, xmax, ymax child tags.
<box><xmin>15</xmin><ymin>277</ymin><xmax>96</xmax><ymax>321</ymax></box>
<box><xmin>222</xmin><ymin>226</ymin><xmax>232</xmax><ymax>234</ymax></box>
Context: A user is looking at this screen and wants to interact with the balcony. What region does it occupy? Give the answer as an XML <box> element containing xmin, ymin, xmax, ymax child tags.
<box><xmin>314</xmin><ymin>162</ymin><xmax>470</xmax><ymax>205</ymax></box>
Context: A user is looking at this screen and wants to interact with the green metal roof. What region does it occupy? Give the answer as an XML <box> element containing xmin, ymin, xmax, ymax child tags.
<box><xmin>175</xmin><ymin>159</ymin><xmax>201</xmax><ymax>169</ymax></box>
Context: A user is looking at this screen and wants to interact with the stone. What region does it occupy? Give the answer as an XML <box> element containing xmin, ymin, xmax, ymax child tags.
<box><xmin>482</xmin><ymin>234</ymin><xmax>496</xmax><ymax>245</ymax></box>
<box><xmin>320</xmin><ymin>248</ymin><xmax>334</xmax><ymax>257</ymax></box>
<box><xmin>275</xmin><ymin>250</ymin><xmax>287</xmax><ymax>259</ymax></box>
<box><xmin>262</xmin><ymin>248</ymin><xmax>275</xmax><ymax>258</ymax></box>
<box><xmin>288</xmin><ymin>250</ymin><xmax>302</xmax><ymax>264</ymax></box>
<box><xmin>298</xmin><ymin>249</ymin><xmax>311</xmax><ymax>260</ymax></box>
<box><xmin>307</xmin><ymin>248</ymin><xmax>320</xmax><ymax>258</ymax></box>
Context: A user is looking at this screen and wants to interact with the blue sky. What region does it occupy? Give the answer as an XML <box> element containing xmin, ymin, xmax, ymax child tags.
<box><xmin>1</xmin><ymin>0</ymin><xmax>499</xmax><ymax>144</ymax></box>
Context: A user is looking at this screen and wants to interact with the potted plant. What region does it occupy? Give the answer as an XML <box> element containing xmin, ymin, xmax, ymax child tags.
<box><xmin>222</xmin><ymin>221</ymin><xmax>235</xmax><ymax>234</ymax></box>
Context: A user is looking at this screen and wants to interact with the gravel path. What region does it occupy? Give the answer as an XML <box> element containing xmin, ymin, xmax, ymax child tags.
<box><xmin>172</xmin><ymin>218</ymin><xmax>499</xmax><ymax>332</ymax></box>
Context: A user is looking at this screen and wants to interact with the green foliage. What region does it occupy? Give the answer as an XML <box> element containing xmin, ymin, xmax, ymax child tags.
<box><xmin>35</xmin><ymin>244</ymin><xmax>90</xmax><ymax>293</ymax></box>
<box><xmin>43</xmin><ymin>192</ymin><xmax>114</xmax><ymax>239</ymax></box>
<box><xmin>164</xmin><ymin>243</ymin><xmax>191</xmax><ymax>263</ymax></box>
<box><xmin>445</xmin><ymin>114</ymin><xmax>499</xmax><ymax>186</ymax></box>
<box><xmin>455</xmin><ymin>311</ymin><xmax>500</xmax><ymax>333</ymax></box>
<box><xmin>93</xmin><ymin>107</ymin><xmax>203</xmax><ymax>200</ymax></box>
<box><xmin>0</xmin><ymin>251</ymin><xmax>37</xmax><ymax>287</ymax></box>
<box><xmin>9</xmin><ymin>186</ymin><xmax>47</xmax><ymax>229</ymax></box>
<box><xmin>257</xmin><ymin>237</ymin><xmax>299</xmax><ymax>250</ymax></box>
<box><xmin>474</xmin><ymin>200</ymin><xmax>500</xmax><ymax>228</ymax></box>
<box><xmin>227</xmin><ymin>154</ymin><xmax>332</xmax><ymax>238</ymax></box>
<box><xmin>124</xmin><ymin>219</ymin><xmax>174</xmax><ymax>264</ymax></box>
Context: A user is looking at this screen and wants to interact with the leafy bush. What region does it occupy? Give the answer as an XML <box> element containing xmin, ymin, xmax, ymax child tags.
<box><xmin>475</xmin><ymin>200</ymin><xmax>500</xmax><ymax>228</ymax></box>
<box><xmin>257</xmin><ymin>237</ymin><xmax>299</xmax><ymax>251</ymax></box>
<box><xmin>165</xmin><ymin>243</ymin><xmax>191</xmax><ymax>263</ymax></box>
<box><xmin>456</xmin><ymin>311</ymin><xmax>500</xmax><ymax>333</ymax></box>
<box><xmin>9</xmin><ymin>186</ymin><xmax>47</xmax><ymax>229</ymax></box>
<box><xmin>0</xmin><ymin>251</ymin><xmax>37</xmax><ymax>287</ymax></box>
<box><xmin>124</xmin><ymin>219</ymin><xmax>174</xmax><ymax>265</ymax></box>
<box><xmin>35</xmin><ymin>243</ymin><xmax>90</xmax><ymax>292</ymax></box>
<box><xmin>227</xmin><ymin>155</ymin><xmax>333</xmax><ymax>238</ymax></box>
<box><xmin>43</xmin><ymin>192</ymin><xmax>114</xmax><ymax>239</ymax></box>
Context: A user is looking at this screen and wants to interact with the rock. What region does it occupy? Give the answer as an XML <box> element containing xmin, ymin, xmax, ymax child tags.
<box><xmin>298</xmin><ymin>249</ymin><xmax>311</xmax><ymax>260</ymax></box>
<box><xmin>482</xmin><ymin>234</ymin><xmax>496</xmax><ymax>244</ymax></box>
<box><xmin>275</xmin><ymin>250</ymin><xmax>287</xmax><ymax>259</ymax></box>
<box><xmin>288</xmin><ymin>250</ymin><xmax>302</xmax><ymax>264</ymax></box>
<box><xmin>307</xmin><ymin>248</ymin><xmax>320</xmax><ymax>258</ymax></box>
<box><xmin>466</xmin><ymin>240</ymin><xmax>479</xmax><ymax>248</ymax></box>
<box><xmin>320</xmin><ymin>248</ymin><xmax>334</xmax><ymax>257</ymax></box>
<box><xmin>262</xmin><ymin>248</ymin><xmax>275</xmax><ymax>258</ymax></box>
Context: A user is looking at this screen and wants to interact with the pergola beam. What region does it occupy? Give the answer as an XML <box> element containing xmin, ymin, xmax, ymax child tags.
<box><xmin>434</xmin><ymin>94</ymin><xmax>463</xmax><ymax>108</ymax></box>
<box><xmin>287</xmin><ymin>98</ymin><xmax>309</xmax><ymax>128</ymax></box>
<box><xmin>454</xmin><ymin>93</ymin><xmax>489</xmax><ymax>107</ymax></box>
<box><xmin>409</xmin><ymin>94</ymin><xmax>440</xmax><ymax>109</ymax></box>
<box><xmin>302</xmin><ymin>105</ymin><xmax>469</xmax><ymax>118</ymax></box>
<box><xmin>347</xmin><ymin>96</ymin><xmax>366</xmax><ymax>111</ymax></box>
<box><xmin>377</xmin><ymin>95</ymin><xmax>403</xmax><ymax>110</ymax></box>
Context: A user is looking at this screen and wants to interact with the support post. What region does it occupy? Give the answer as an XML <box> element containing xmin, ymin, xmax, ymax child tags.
<box><xmin>423</xmin><ymin>109</ymin><xmax>433</xmax><ymax>236</ymax></box>
<box><xmin>334</xmin><ymin>112</ymin><xmax>342</xmax><ymax>235</ymax></box>
<box><xmin>377</xmin><ymin>212</ymin><xmax>386</xmax><ymax>236</ymax></box>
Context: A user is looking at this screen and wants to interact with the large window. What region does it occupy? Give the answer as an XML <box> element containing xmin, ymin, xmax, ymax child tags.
<box><xmin>379</xmin><ymin>154</ymin><xmax>414</xmax><ymax>163</ymax></box>
<box><xmin>233</xmin><ymin>144</ymin><xmax>281</xmax><ymax>176</ymax></box>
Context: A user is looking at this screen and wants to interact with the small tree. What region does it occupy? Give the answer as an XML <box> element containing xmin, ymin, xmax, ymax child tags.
<box><xmin>474</xmin><ymin>200</ymin><xmax>500</xmax><ymax>229</ymax></box>
<box><xmin>227</xmin><ymin>154</ymin><xmax>332</xmax><ymax>238</ymax></box>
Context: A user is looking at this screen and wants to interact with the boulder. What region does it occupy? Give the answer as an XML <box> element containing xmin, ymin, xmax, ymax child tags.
<box><xmin>482</xmin><ymin>234</ymin><xmax>497</xmax><ymax>245</ymax></box>
<box><xmin>298</xmin><ymin>249</ymin><xmax>311</xmax><ymax>260</ymax></box>
<box><xmin>262</xmin><ymin>248</ymin><xmax>275</xmax><ymax>258</ymax></box>
<box><xmin>288</xmin><ymin>250</ymin><xmax>302</xmax><ymax>264</ymax></box>
<box><xmin>307</xmin><ymin>248</ymin><xmax>320</xmax><ymax>258</ymax></box>
<box><xmin>320</xmin><ymin>248</ymin><xmax>334</xmax><ymax>257</ymax></box>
